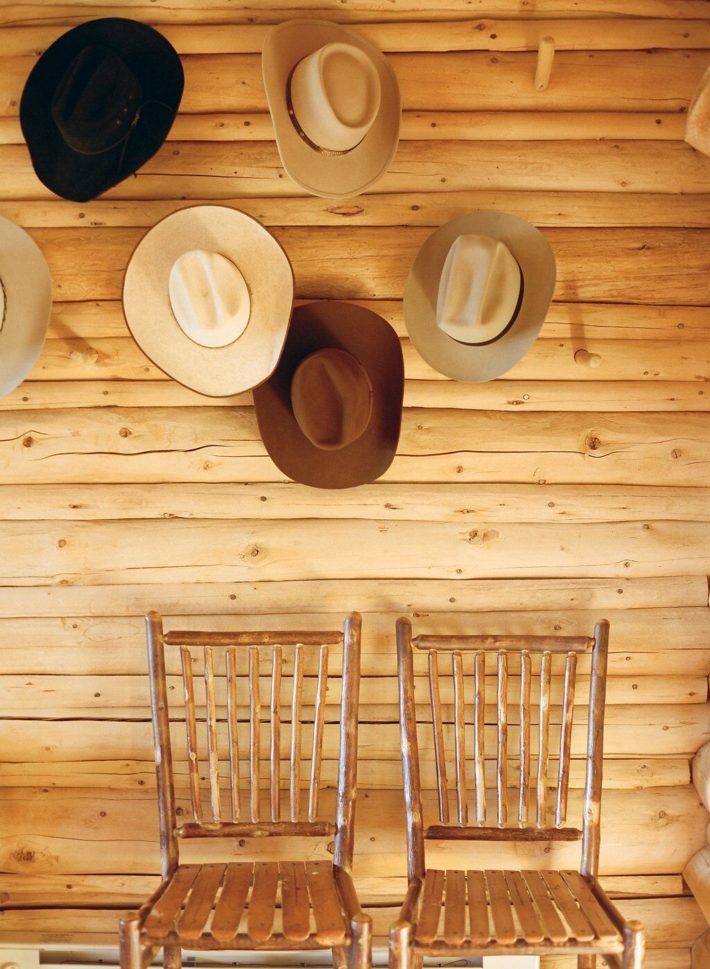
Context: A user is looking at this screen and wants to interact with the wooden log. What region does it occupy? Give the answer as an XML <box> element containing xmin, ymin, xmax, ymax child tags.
<box><xmin>18</xmin><ymin>225</ymin><xmax>710</xmax><ymax>305</ymax></box>
<box><xmin>535</xmin><ymin>35</ymin><xmax>556</xmax><ymax>91</ymax></box>
<box><xmin>5</xmin><ymin>377</ymin><xmax>710</xmax><ymax>413</ymax></box>
<box><xmin>4</xmin><ymin>192</ymin><xmax>710</xmax><ymax>231</ymax></box>
<box><xmin>1</xmin><ymin>50</ymin><xmax>708</xmax><ymax>116</ymax></box>
<box><xmin>2</xmin><ymin>19</ymin><xmax>709</xmax><ymax>57</ymax></box>
<box><xmin>4</xmin><ymin>140</ymin><xmax>710</xmax><ymax>201</ymax></box>
<box><xmin>0</xmin><ymin>575</ymin><xmax>703</xmax><ymax>619</ymax></box>
<box><xmin>30</xmin><ymin>299</ymin><xmax>710</xmax><ymax>343</ymax></box>
<box><xmin>692</xmin><ymin>742</ymin><xmax>710</xmax><ymax>811</ymax></box>
<box><xmin>0</xmin><ymin>110</ymin><xmax>693</xmax><ymax>146</ymax></box>
<box><xmin>1</xmin><ymin>517</ymin><xmax>709</xmax><ymax>583</ymax></box>
<box><xmin>1</xmin><ymin>407</ymin><xmax>709</xmax><ymax>487</ymax></box>
<box><xmin>683</xmin><ymin>845</ymin><xmax>710</xmax><ymax>923</ymax></box>
<box><xmin>0</xmin><ymin>0</ymin><xmax>708</xmax><ymax>27</ymax></box>
<box><xmin>20</xmin><ymin>333</ymin><xmax>710</xmax><ymax>384</ymax></box>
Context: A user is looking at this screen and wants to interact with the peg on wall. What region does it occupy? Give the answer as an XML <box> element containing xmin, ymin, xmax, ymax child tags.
<box><xmin>574</xmin><ymin>348</ymin><xmax>602</xmax><ymax>368</ymax></box>
<box><xmin>534</xmin><ymin>35</ymin><xmax>555</xmax><ymax>92</ymax></box>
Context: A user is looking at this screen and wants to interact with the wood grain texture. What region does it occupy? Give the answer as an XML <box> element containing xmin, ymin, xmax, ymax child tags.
<box><xmin>0</xmin><ymin>1</ymin><xmax>706</xmax><ymax>955</ymax></box>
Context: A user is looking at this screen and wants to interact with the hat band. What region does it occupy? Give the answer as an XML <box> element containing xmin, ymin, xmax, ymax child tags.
<box><xmin>285</xmin><ymin>67</ymin><xmax>367</xmax><ymax>158</ymax></box>
<box><xmin>447</xmin><ymin>276</ymin><xmax>525</xmax><ymax>348</ymax></box>
<box><xmin>64</xmin><ymin>97</ymin><xmax>174</xmax><ymax>157</ymax></box>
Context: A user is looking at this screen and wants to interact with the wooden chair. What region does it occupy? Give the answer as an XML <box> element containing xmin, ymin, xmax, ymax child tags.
<box><xmin>120</xmin><ymin>611</ymin><xmax>369</xmax><ymax>969</ymax></box>
<box><xmin>391</xmin><ymin>617</ymin><xmax>645</xmax><ymax>969</ymax></box>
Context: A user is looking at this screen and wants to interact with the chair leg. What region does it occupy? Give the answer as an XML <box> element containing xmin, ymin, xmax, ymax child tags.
<box><xmin>390</xmin><ymin>920</ymin><xmax>412</xmax><ymax>969</ymax></box>
<box><xmin>163</xmin><ymin>945</ymin><xmax>181</xmax><ymax>969</ymax></box>
<box><xmin>333</xmin><ymin>947</ymin><xmax>347</xmax><ymax>969</ymax></box>
<box><xmin>623</xmin><ymin>920</ymin><xmax>645</xmax><ymax>969</ymax></box>
<box><xmin>578</xmin><ymin>957</ymin><xmax>595</xmax><ymax>969</ymax></box>
<box><xmin>348</xmin><ymin>913</ymin><xmax>372</xmax><ymax>969</ymax></box>
<box><xmin>119</xmin><ymin>917</ymin><xmax>143</xmax><ymax>969</ymax></box>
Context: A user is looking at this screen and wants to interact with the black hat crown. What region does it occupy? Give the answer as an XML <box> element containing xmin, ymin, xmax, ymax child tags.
<box><xmin>51</xmin><ymin>45</ymin><xmax>142</xmax><ymax>155</ymax></box>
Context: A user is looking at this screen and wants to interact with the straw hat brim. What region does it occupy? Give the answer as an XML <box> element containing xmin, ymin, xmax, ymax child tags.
<box><xmin>123</xmin><ymin>205</ymin><xmax>294</xmax><ymax>397</ymax></box>
<box><xmin>262</xmin><ymin>20</ymin><xmax>400</xmax><ymax>200</ymax></box>
<box><xmin>0</xmin><ymin>217</ymin><xmax>52</xmax><ymax>398</ymax></box>
<box><xmin>253</xmin><ymin>301</ymin><xmax>404</xmax><ymax>489</ymax></box>
<box><xmin>20</xmin><ymin>18</ymin><xmax>183</xmax><ymax>203</ymax></box>
<box><xmin>404</xmin><ymin>212</ymin><xmax>556</xmax><ymax>382</ymax></box>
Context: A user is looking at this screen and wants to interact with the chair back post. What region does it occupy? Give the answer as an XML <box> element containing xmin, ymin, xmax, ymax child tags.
<box><xmin>397</xmin><ymin>616</ymin><xmax>426</xmax><ymax>881</ymax></box>
<box><xmin>581</xmin><ymin>619</ymin><xmax>610</xmax><ymax>878</ymax></box>
<box><xmin>146</xmin><ymin>611</ymin><xmax>179</xmax><ymax>878</ymax></box>
<box><xmin>334</xmin><ymin>611</ymin><xmax>362</xmax><ymax>873</ymax></box>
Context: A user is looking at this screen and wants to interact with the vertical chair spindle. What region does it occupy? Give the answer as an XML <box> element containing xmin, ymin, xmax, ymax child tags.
<box><xmin>204</xmin><ymin>646</ymin><xmax>221</xmax><ymax>822</ymax></box>
<box><xmin>271</xmin><ymin>647</ymin><xmax>282</xmax><ymax>822</ymax></box>
<box><xmin>428</xmin><ymin>650</ymin><xmax>450</xmax><ymax>823</ymax></box>
<box><xmin>249</xmin><ymin>646</ymin><xmax>260</xmax><ymax>822</ymax></box>
<box><xmin>308</xmin><ymin>644</ymin><xmax>329</xmax><ymax>821</ymax></box>
<box><xmin>226</xmin><ymin>647</ymin><xmax>241</xmax><ymax>822</ymax></box>
<box><xmin>473</xmin><ymin>651</ymin><xmax>486</xmax><ymax>824</ymax></box>
<box><xmin>180</xmin><ymin>646</ymin><xmax>201</xmax><ymax>823</ymax></box>
<box><xmin>537</xmin><ymin>650</ymin><xmax>552</xmax><ymax>827</ymax></box>
<box><xmin>556</xmin><ymin>651</ymin><xmax>577</xmax><ymax>826</ymax></box>
<box><xmin>497</xmin><ymin>651</ymin><xmax>508</xmax><ymax>827</ymax></box>
<box><xmin>519</xmin><ymin>649</ymin><xmax>531</xmax><ymax>827</ymax></box>
<box><xmin>452</xmin><ymin>651</ymin><xmax>468</xmax><ymax>825</ymax></box>
<box><xmin>290</xmin><ymin>644</ymin><xmax>303</xmax><ymax>822</ymax></box>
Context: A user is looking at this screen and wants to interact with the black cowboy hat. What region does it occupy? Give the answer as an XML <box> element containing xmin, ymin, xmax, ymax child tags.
<box><xmin>20</xmin><ymin>18</ymin><xmax>184</xmax><ymax>202</ymax></box>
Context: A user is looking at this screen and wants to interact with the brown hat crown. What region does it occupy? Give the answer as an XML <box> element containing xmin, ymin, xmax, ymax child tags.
<box><xmin>291</xmin><ymin>347</ymin><xmax>373</xmax><ymax>451</ymax></box>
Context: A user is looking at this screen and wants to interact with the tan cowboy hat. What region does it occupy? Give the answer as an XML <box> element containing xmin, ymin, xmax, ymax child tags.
<box><xmin>262</xmin><ymin>20</ymin><xmax>400</xmax><ymax>200</ymax></box>
<box><xmin>404</xmin><ymin>211</ymin><xmax>556</xmax><ymax>382</ymax></box>
<box><xmin>123</xmin><ymin>205</ymin><xmax>294</xmax><ymax>397</ymax></box>
<box><xmin>253</xmin><ymin>301</ymin><xmax>404</xmax><ymax>489</ymax></box>
<box><xmin>0</xmin><ymin>216</ymin><xmax>52</xmax><ymax>398</ymax></box>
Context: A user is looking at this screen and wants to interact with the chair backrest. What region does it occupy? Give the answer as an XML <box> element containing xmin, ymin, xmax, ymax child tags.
<box><xmin>146</xmin><ymin>611</ymin><xmax>362</xmax><ymax>878</ymax></box>
<box><xmin>396</xmin><ymin>617</ymin><xmax>609</xmax><ymax>882</ymax></box>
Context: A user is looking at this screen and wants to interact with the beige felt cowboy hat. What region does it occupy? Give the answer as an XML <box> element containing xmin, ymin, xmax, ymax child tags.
<box><xmin>253</xmin><ymin>301</ymin><xmax>404</xmax><ymax>489</ymax></box>
<box><xmin>123</xmin><ymin>205</ymin><xmax>294</xmax><ymax>397</ymax></box>
<box><xmin>262</xmin><ymin>20</ymin><xmax>400</xmax><ymax>200</ymax></box>
<box><xmin>404</xmin><ymin>211</ymin><xmax>556</xmax><ymax>383</ymax></box>
<box><xmin>0</xmin><ymin>216</ymin><xmax>52</xmax><ymax>398</ymax></box>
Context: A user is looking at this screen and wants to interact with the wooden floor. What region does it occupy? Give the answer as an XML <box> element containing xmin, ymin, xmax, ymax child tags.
<box><xmin>0</xmin><ymin>2</ymin><xmax>709</xmax><ymax>967</ymax></box>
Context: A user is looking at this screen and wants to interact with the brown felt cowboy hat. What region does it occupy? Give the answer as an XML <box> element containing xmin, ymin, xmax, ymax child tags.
<box><xmin>253</xmin><ymin>301</ymin><xmax>404</xmax><ymax>489</ymax></box>
<box><xmin>262</xmin><ymin>20</ymin><xmax>400</xmax><ymax>200</ymax></box>
<box><xmin>123</xmin><ymin>205</ymin><xmax>294</xmax><ymax>397</ymax></box>
<box><xmin>0</xmin><ymin>216</ymin><xmax>52</xmax><ymax>398</ymax></box>
<box><xmin>404</xmin><ymin>211</ymin><xmax>556</xmax><ymax>382</ymax></box>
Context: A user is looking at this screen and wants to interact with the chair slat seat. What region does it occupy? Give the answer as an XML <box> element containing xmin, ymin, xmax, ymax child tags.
<box><xmin>412</xmin><ymin>868</ymin><xmax>624</xmax><ymax>950</ymax></box>
<box><xmin>140</xmin><ymin>862</ymin><xmax>349</xmax><ymax>948</ymax></box>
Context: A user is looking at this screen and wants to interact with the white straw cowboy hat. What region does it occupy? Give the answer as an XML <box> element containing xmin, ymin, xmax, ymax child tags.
<box><xmin>0</xmin><ymin>216</ymin><xmax>52</xmax><ymax>398</ymax></box>
<box><xmin>262</xmin><ymin>20</ymin><xmax>400</xmax><ymax>200</ymax></box>
<box><xmin>404</xmin><ymin>211</ymin><xmax>556</xmax><ymax>382</ymax></box>
<box><xmin>123</xmin><ymin>205</ymin><xmax>294</xmax><ymax>397</ymax></box>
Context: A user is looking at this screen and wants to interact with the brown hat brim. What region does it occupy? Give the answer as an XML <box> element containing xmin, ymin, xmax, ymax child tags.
<box><xmin>262</xmin><ymin>20</ymin><xmax>400</xmax><ymax>200</ymax></box>
<box><xmin>253</xmin><ymin>301</ymin><xmax>404</xmax><ymax>489</ymax></box>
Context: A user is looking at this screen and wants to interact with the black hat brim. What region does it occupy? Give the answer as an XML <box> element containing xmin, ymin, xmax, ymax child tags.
<box><xmin>20</xmin><ymin>18</ymin><xmax>184</xmax><ymax>203</ymax></box>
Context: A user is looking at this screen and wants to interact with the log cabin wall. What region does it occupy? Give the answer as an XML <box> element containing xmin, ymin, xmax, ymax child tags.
<box><xmin>0</xmin><ymin>2</ymin><xmax>709</xmax><ymax>967</ymax></box>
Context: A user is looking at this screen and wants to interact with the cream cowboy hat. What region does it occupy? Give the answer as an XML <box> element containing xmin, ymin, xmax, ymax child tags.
<box><xmin>0</xmin><ymin>217</ymin><xmax>52</xmax><ymax>398</ymax></box>
<box><xmin>404</xmin><ymin>212</ymin><xmax>556</xmax><ymax>382</ymax></box>
<box><xmin>123</xmin><ymin>205</ymin><xmax>294</xmax><ymax>397</ymax></box>
<box><xmin>262</xmin><ymin>20</ymin><xmax>400</xmax><ymax>200</ymax></box>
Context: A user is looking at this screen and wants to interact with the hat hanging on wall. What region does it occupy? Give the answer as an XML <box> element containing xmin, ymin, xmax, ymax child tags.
<box><xmin>253</xmin><ymin>301</ymin><xmax>404</xmax><ymax>489</ymax></box>
<box><xmin>262</xmin><ymin>20</ymin><xmax>400</xmax><ymax>200</ymax></box>
<box><xmin>0</xmin><ymin>216</ymin><xmax>52</xmax><ymax>398</ymax></box>
<box><xmin>20</xmin><ymin>18</ymin><xmax>184</xmax><ymax>202</ymax></box>
<box><xmin>123</xmin><ymin>205</ymin><xmax>294</xmax><ymax>397</ymax></box>
<box><xmin>404</xmin><ymin>211</ymin><xmax>556</xmax><ymax>382</ymax></box>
